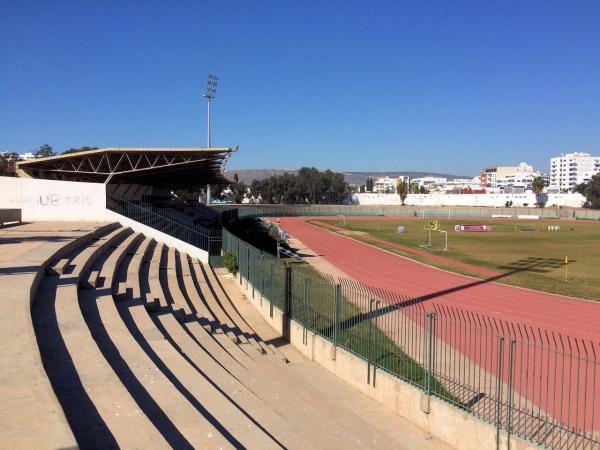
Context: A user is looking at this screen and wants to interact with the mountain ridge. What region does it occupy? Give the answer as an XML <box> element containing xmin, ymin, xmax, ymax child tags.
<box><xmin>225</xmin><ymin>169</ymin><xmax>473</xmax><ymax>185</ymax></box>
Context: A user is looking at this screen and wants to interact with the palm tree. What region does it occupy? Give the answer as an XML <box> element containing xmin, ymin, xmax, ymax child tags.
<box><xmin>531</xmin><ymin>176</ymin><xmax>545</xmax><ymax>207</ymax></box>
<box><xmin>396</xmin><ymin>178</ymin><xmax>408</xmax><ymax>205</ymax></box>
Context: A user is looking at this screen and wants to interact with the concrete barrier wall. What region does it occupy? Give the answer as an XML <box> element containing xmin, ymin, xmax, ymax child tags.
<box><xmin>0</xmin><ymin>177</ymin><xmax>108</xmax><ymax>221</ymax></box>
<box><xmin>236</xmin><ymin>275</ymin><xmax>538</xmax><ymax>450</ymax></box>
<box><xmin>0</xmin><ymin>177</ymin><xmax>210</xmax><ymax>262</ymax></box>
<box><xmin>353</xmin><ymin>192</ymin><xmax>586</xmax><ymax>208</ymax></box>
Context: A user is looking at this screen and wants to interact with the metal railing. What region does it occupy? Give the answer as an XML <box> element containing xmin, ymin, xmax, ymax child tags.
<box><xmin>223</xmin><ymin>227</ymin><xmax>599</xmax><ymax>450</ymax></box>
<box><xmin>107</xmin><ymin>193</ymin><xmax>222</xmax><ymax>255</ymax></box>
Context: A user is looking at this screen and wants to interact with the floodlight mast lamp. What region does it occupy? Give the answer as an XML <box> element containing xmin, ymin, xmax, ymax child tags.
<box><xmin>203</xmin><ymin>73</ymin><xmax>218</xmax><ymax>204</ymax></box>
<box><xmin>203</xmin><ymin>73</ymin><xmax>218</xmax><ymax>147</ymax></box>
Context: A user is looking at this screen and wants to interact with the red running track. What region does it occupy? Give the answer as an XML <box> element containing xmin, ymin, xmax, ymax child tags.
<box><xmin>280</xmin><ymin>216</ymin><xmax>600</xmax><ymax>340</ymax></box>
<box><xmin>280</xmin><ymin>216</ymin><xmax>600</xmax><ymax>431</ymax></box>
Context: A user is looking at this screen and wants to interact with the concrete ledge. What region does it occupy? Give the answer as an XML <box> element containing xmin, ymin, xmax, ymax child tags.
<box><xmin>106</xmin><ymin>210</ymin><xmax>210</xmax><ymax>263</ymax></box>
<box><xmin>235</xmin><ymin>273</ymin><xmax>540</xmax><ymax>450</ymax></box>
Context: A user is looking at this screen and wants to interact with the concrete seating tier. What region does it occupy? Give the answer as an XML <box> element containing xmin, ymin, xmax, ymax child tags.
<box><xmin>1</xmin><ymin>221</ymin><xmax>448</xmax><ymax>449</ymax></box>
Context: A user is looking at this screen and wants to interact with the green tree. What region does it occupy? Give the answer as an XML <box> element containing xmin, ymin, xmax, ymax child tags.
<box><xmin>34</xmin><ymin>144</ymin><xmax>55</xmax><ymax>158</ymax></box>
<box><xmin>245</xmin><ymin>167</ymin><xmax>349</xmax><ymax>205</ymax></box>
<box><xmin>366</xmin><ymin>177</ymin><xmax>374</xmax><ymax>192</ymax></box>
<box><xmin>531</xmin><ymin>176</ymin><xmax>546</xmax><ymax>207</ymax></box>
<box><xmin>396</xmin><ymin>178</ymin><xmax>408</xmax><ymax>205</ymax></box>
<box><xmin>576</xmin><ymin>174</ymin><xmax>600</xmax><ymax>209</ymax></box>
<box><xmin>230</xmin><ymin>181</ymin><xmax>247</xmax><ymax>203</ymax></box>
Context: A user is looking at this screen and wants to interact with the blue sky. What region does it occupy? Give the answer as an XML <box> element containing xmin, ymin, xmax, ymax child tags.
<box><xmin>1</xmin><ymin>1</ymin><xmax>599</xmax><ymax>175</ymax></box>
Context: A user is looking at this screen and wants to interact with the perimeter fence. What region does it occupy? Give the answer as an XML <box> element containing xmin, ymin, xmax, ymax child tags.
<box><xmin>223</xmin><ymin>227</ymin><xmax>599</xmax><ymax>450</ymax></box>
<box><xmin>215</xmin><ymin>204</ymin><xmax>572</xmax><ymax>220</ymax></box>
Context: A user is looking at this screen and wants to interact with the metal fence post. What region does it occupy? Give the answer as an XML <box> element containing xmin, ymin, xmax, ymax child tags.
<box><xmin>246</xmin><ymin>244</ymin><xmax>250</xmax><ymax>288</ymax></box>
<box><xmin>284</xmin><ymin>266</ymin><xmax>292</xmax><ymax>318</ymax></box>
<box><xmin>331</xmin><ymin>283</ymin><xmax>341</xmax><ymax>361</ymax></box>
<box><xmin>495</xmin><ymin>336</ymin><xmax>505</xmax><ymax>450</ymax></box>
<box><xmin>506</xmin><ymin>339</ymin><xmax>516</xmax><ymax>449</ymax></box>
<box><xmin>373</xmin><ymin>300</ymin><xmax>381</xmax><ymax>387</ymax></box>
<box><xmin>260</xmin><ymin>254</ymin><xmax>265</xmax><ymax>306</ymax></box>
<box><xmin>425</xmin><ymin>311</ymin><xmax>436</xmax><ymax>396</ymax></box>
<box><xmin>270</xmin><ymin>263</ymin><xmax>274</xmax><ymax>301</ymax></box>
<box><xmin>333</xmin><ymin>284</ymin><xmax>341</xmax><ymax>346</ymax></box>
<box><xmin>367</xmin><ymin>299</ymin><xmax>375</xmax><ymax>384</ymax></box>
<box><xmin>303</xmin><ymin>277</ymin><xmax>309</xmax><ymax>345</ymax></box>
<box><xmin>269</xmin><ymin>262</ymin><xmax>274</xmax><ymax>318</ymax></box>
<box><xmin>238</xmin><ymin>240</ymin><xmax>242</xmax><ymax>284</ymax></box>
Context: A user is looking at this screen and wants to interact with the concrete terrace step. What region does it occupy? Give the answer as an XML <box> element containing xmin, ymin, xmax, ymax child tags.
<box><xmin>81</xmin><ymin>242</ymin><xmax>236</xmax><ymax>449</ymax></box>
<box><xmin>147</xmin><ymin>242</ymin><xmax>169</xmax><ymax>310</ymax></box>
<box><xmin>199</xmin><ymin>260</ymin><xmax>288</xmax><ymax>362</ymax></box>
<box><xmin>97</xmin><ymin>231</ymin><xmax>143</xmax><ymax>290</ymax></box>
<box><xmin>32</xmin><ymin>229</ymin><xmax>169</xmax><ymax>449</ymax></box>
<box><xmin>0</xmin><ymin>223</ymin><xmax>118</xmax><ymax>450</ymax></box>
<box><xmin>175</xmin><ymin>251</ymin><xmax>217</xmax><ymax>332</ymax></box>
<box><xmin>126</xmin><ymin>237</ymin><xmax>154</xmax><ymax>300</ymax></box>
<box><xmin>181</xmin><ymin>310</ymin><xmax>410</xmax><ymax>449</ymax></box>
<box><xmin>117</xmin><ymin>250</ymin><xmax>287</xmax><ymax>448</ymax></box>
<box><xmin>188</xmin><ymin>258</ymin><xmax>258</xmax><ymax>349</ymax></box>
<box><xmin>162</xmin><ymin>246</ymin><xmax>196</xmax><ymax>319</ymax></box>
<box><xmin>70</xmin><ymin>226</ymin><xmax>130</xmax><ymax>287</ymax></box>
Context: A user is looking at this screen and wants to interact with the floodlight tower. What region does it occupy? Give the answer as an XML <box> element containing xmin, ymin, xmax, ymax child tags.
<box><xmin>203</xmin><ymin>73</ymin><xmax>218</xmax><ymax>147</ymax></box>
<box><xmin>203</xmin><ymin>73</ymin><xmax>218</xmax><ymax>204</ymax></box>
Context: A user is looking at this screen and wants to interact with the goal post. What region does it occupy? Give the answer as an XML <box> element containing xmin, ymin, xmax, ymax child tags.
<box><xmin>515</xmin><ymin>224</ymin><xmax>535</xmax><ymax>232</ymax></box>
<box><xmin>420</xmin><ymin>209</ymin><xmax>451</xmax><ymax>219</ymax></box>
<box><xmin>336</xmin><ymin>214</ymin><xmax>346</xmax><ymax>226</ymax></box>
<box><xmin>419</xmin><ymin>229</ymin><xmax>448</xmax><ymax>251</ymax></box>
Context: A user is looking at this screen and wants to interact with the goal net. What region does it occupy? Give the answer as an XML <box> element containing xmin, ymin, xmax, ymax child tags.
<box><xmin>419</xmin><ymin>229</ymin><xmax>448</xmax><ymax>251</ymax></box>
<box><xmin>336</xmin><ymin>215</ymin><xmax>346</xmax><ymax>226</ymax></box>
<box><xmin>420</xmin><ymin>209</ymin><xmax>451</xmax><ymax>218</ymax></box>
<box><xmin>515</xmin><ymin>224</ymin><xmax>535</xmax><ymax>232</ymax></box>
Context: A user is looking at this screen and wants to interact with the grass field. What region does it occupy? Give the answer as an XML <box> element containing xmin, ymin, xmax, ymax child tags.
<box><xmin>317</xmin><ymin>218</ymin><xmax>600</xmax><ymax>300</ymax></box>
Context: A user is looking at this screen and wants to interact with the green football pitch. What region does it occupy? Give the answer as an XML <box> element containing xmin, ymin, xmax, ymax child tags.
<box><xmin>318</xmin><ymin>218</ymin><xmax>600</xmax><ymax>301</ymax></box>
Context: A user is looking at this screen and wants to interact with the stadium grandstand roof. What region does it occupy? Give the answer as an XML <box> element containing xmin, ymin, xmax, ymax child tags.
<box><xmin>15</xmin><ymin>146</ymin><xmax>237</xmax><ymax>187</ymax></box>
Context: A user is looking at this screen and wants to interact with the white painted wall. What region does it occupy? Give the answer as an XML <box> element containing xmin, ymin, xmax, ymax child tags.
<box><xmin>353</xmin><ymin>192</ymin><xmax>586</xmax><ymax>208</ymax></box>
<box><xmin>0</xmin><ymin>177</ymin><xmax>209</xmax><ymax>262</ymax></box>
<box><xmin>0</xmin><ymin>176</ymin><xmax>108</xmax><ymax>221</ymax></box>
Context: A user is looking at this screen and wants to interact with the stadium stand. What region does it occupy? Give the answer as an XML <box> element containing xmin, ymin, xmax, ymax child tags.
<box><xmin>1</xmin><ymin>221</ymin><xmax>444</xmax><ymax>449</ymax></box>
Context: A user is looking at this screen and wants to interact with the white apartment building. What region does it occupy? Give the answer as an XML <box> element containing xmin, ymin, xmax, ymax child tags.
<box><xmin>497</xmin><ymin>171</ymin><xmax>542</xmax><ymax>192</ymax></box>
<box><xmin>481</xmin><ymin>162</ymin><xmax>533</xmax><ymax>188</ymax></box>
<box><xmin>550</xmin><ymin>152</ymin><xmax>600</xmax><ymax>191</ymax></box>
<box><xmin>411</xmin><ymin>177</ymin><xmax>447</xmax><ymax>191</ymax></box>
<box><xmin>373</xmin><ymin>176</ymin><xmax>398</xmax><ymax>194</ymax></box>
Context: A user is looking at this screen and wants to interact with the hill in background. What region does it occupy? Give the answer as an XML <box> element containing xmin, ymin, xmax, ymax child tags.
<box><xmin>226</xmin><ymin>169</ymin><xmax>472</xmax><ymax>185</ymax></box>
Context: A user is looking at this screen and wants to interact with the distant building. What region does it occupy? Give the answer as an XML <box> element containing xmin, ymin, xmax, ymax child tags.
<box><xmin>411</xmin><ymin>177</ymin><xmax>447</xmax><ymax>192</ymax></box>
<box><xmin>373</xmin><ymin>176</ymin><xmax>395</xmax><ymax>193</ymax></box>
<box><xmin>497</xmin><ymin>171</ymin><xmax>542</xmax><ymax>193</ymax></box>
<box><xmin>441</xmin><ymin>177</ymin><xmax>481</xmax><ymax>192</ymax></box>
<box><xmin>20</xmin><ymin>152</ymin><xmax>36</xmax><ymax>160</ymax></box>
<box><xmin>373</xmin><ymin>176</ymin><xmax>409</xmax><ymax>194</ymax></box>
<box><xmin>550</xmin><ymin>152</ymin><xmax>600</xmax><ymax>192</ymax></box>
<box><xmin>480</xmin><ymin>162</ymin><xmax>533</xmax><ymax>188</ymax></box>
